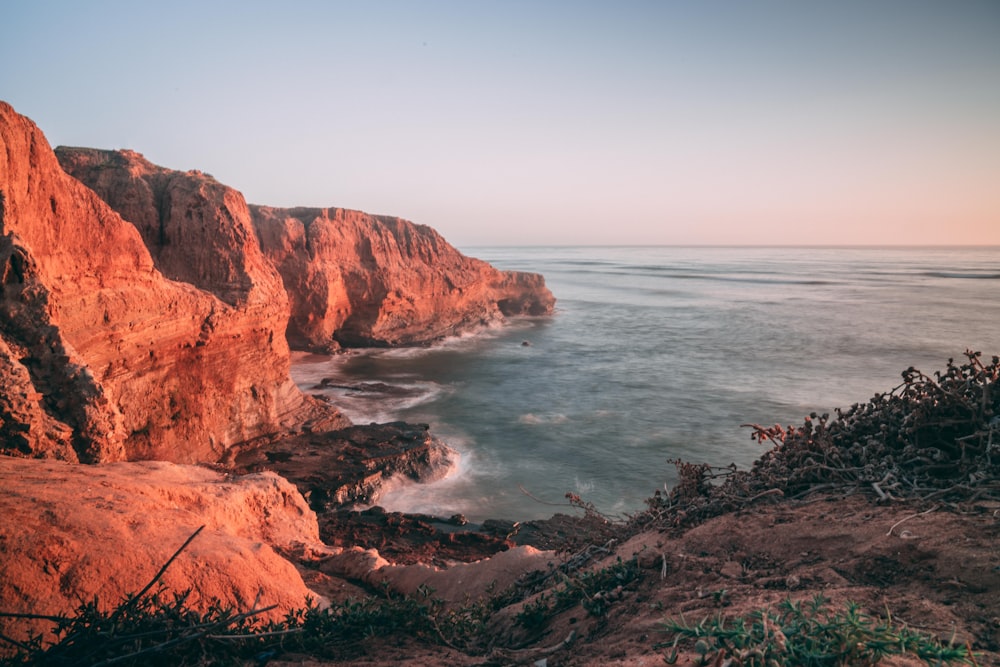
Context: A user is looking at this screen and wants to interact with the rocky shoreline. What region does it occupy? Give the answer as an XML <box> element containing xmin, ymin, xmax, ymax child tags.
<box><xmin>226</xmin><ymin>418</ymin><xmax>620</xmax><ymax>567</ymax></box>
<box><xmin>1</xmin><ymin>99</ymin><xmax>554</xmax><ymax>464</ymax></box>
<box><xmin>230</xmin><ymin>421</ymin><xmax>457</xmax><ymax>511</ymax></box>
<box><xmin>3</xmin><ymin>98</ymin><xmax>998</xmax><ymax>666</ymax></box>
<box><xmin>0</xmin><ymin>98</ymin><xmax>559</xmax><ymax>654</ymax></box>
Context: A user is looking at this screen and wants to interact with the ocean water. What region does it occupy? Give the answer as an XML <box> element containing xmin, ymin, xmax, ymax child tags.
<box><xmin>290</xmin><ymin>246</ymin><xmax>1000</xmax><ymax>522</ymax></box>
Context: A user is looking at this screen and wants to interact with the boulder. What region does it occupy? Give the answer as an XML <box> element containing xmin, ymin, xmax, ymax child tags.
<box><xmin>0</xmin><ymin>456</ymin><xmax>324</xmax><ymax>649</ymax></box>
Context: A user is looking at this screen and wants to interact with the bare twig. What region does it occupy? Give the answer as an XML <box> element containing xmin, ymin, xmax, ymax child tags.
<box><xmin>206</xmin><ymin>627</ymin><xmax>303</xmax><ymax>640</ymax></box>
<box><xmin>886</xmin><ymin>506</ymin><xmax>939</xmax><ymax>536</ymax></box>
<box><xmin>488</xmin><ymin>629</ymin><xmax>577</xmax><ymax>664</ymax></box>
<box><xmin>119</xmin><ymin>525</ymin><xmax>205</xmax><ymax>615</ymax></box>
<box><xmin>0</xmin><ymin>611</ymin><xmax>67</xmax><ymax>622</ymax></box>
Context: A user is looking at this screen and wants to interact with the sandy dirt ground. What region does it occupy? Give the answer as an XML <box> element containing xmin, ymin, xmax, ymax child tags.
<box><xmin>272</xmin><ymin>492</ymin><xmax>999</xmax><ymax>666</ymax></box>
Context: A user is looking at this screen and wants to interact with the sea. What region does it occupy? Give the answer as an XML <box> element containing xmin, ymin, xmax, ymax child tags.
<box><xmin>290</xmin><ymin>246</ymin><xmax>1000</xmax><ymax>522</ymax></box>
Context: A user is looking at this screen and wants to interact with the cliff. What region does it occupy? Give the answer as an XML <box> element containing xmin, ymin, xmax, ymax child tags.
<box><xmin>0</xmin><ymin>102</ymin><xmax>344</xmax><ymax>463</ymax></box>
<box><xmin>55</xmin><ymin>145</ymin><xmax>554</xmax><ymax>349</ymax></box>
<box><xmin>52</xmin><ymin>147</ymin><xmax>282</xmax><ymax>309</ymax></box>
<box><xmin>250</xmin><ymin>206</ymin><xmax>555</xmax><ymax>348</ymax></box>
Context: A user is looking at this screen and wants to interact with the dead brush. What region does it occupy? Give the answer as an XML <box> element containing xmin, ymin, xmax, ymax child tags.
<box><xmin>634</xmin><ymin>350</ymin><xmax>1000</xmax><ymax>532</ymax></box>
<box><xmin>0</xmin><ymin>527</ymin><xmax>508</xmax><ymax>664</ymax></box>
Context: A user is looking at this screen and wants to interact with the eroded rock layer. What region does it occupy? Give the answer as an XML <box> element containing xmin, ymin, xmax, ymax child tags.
<box><xmin>53</xmin><ymin>147</ymin><xmax>282</xmax><ymax>308</ymax></box>
<box><xmin>54</xmin><ymin>145</ymin><xmax>554</xmax><ymax>350</ymax></box>
<box><xmin>0</xmin><ymin>102</ymin><xmax>343</xmax><ymax>462</ymax></box>
<box><xmin>251</xmin><ymin>205</ymin><xmax>555</xmax><ymax>348</ymax></box>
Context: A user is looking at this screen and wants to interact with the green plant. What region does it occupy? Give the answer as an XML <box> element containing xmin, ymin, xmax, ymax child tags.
<box><xmin>514</xmin><ymin>557</ymin><xmax>640</xmax><ymax>630</ymax></box>
<box><xmin>658</xmin><ymin>594</ymin><xmax>974</xmax><ymax>666</ymax></box>
<box><xmin>515</xmin><ymin>594</ymin><xmax>553</xmax><ymax>632</ymax></box>
<box><xmin>2</xmin><ymin>586</ymin><xmax>278</xmax><ymax>666</ymax></box>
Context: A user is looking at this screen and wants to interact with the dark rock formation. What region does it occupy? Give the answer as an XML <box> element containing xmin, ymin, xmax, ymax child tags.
<box><xmin>231</xmin><ymin>420</ymin><xmax>619</xmax><ymax>568</ymax></box>
<box><xmin>0</xmin><ymin>101</ymin><xmax>345</xmax><ymax>463</ymax></box>
<box><xmin>315</xmin><ymin>507</ymin><xmax>616</xmax><ymax>567</ymax></box>
<box><xmin>229</xmin><ymin>421</ymin><xmax>455</xmax><ymax>509</ymax></box>
<box><xmin>320</xmin><ymin>506</ymin><xmax>513</xmax><ymax>567</ymax></box>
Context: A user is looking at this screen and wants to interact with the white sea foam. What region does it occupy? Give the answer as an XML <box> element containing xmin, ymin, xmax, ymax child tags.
<box><xmin>374</xmin><ymin>324</ymin><xmax>512</xmax><ymax>359</ymax></box>
<box><xmin>288</xmin><ymin>351</ymin><xmax>450</xmax><ymax>424</ymax></box>
<box><xmin>518</xmin><ymin>412</ymin><xmax>569</xmax><ymax>425</ymax></box>
<box><xmin>322</xmin><ymin>382</ymin><xmax>446</xmax><ymax>425</ymax></box>
<box><xmin>572</xmin><ymin>476</ymin><xmax>595</xmax><ymax>495</ymax></box>
<box><xmin>369</xmin><ymin>442</ymin><xmax>481</xmax><ymax>518</ymax></box>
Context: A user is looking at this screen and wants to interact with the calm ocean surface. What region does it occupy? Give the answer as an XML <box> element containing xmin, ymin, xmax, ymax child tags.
<box><xmin>290</xmin><ymin>246</ymin><xmax>1000</xmax><ymax>521</ymax></box>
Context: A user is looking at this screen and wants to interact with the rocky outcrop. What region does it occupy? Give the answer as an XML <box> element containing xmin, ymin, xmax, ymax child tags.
<box><xmin>230</xmin><ymin>421</ymin><xmax>457</xmax><ymax>509</ymax></box>
<box><xmin>251</xmin><ymin>206</ymin><xmax>555</xmax><ymax>349</ymax></box>
<box><xmin>0</xmin><ymin>456</ymin><xmax>324</xmax><ymax>648</ymax></box>
<box><xmin>0</xmin><ymin>101</ymin><xmax>344</xmax><ymax>463</ymax></box>
<box><xmin>53</xmin><ymin>147</ymin><xmax>283</xmax><ymax>309</ymax></box>
<box><xmin>54</xmin><ymin>145</ymin><xmax>555</xmax><ymax>350</ymax></box>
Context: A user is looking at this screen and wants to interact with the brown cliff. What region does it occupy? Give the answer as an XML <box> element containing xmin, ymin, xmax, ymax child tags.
<box><xmin>55</xmin><ymin>145</ymin><xmax>554</xmax><ymax>350</ymax></box>
<box><xmin>0</xmin><ymin>102</ymin><xmax>344</xmax><ymax>463</ymax></box>
<box><xmin>251</xmin><ymin>206</ymin><xmax>555</xmax><ymax>349</ymax></box>
<box><xmin>53</xmin><ymin>147</ymin><xmax>283</xmax><ymax>309</ymax></box>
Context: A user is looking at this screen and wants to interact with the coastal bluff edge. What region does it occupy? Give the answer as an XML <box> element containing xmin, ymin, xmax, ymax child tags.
<box><xmin>0</xmin><ymin>99</ymin><xmax>554</xmax><ymax>650</ymax></box>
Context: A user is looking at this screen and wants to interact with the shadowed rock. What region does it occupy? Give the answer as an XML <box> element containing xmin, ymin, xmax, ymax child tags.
<box><xmin>1</xmin><ymin>102</ymin><xmax>345</xmax><ymax>462</ymax></box>
<box><xmin>230</xmin><ymin>421</ymin><xmax>456</xmax><ymax>509</ymax></box>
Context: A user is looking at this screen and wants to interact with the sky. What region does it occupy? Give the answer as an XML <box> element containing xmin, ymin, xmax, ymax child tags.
<box><xmin>2</xmin><ymin>1</ymin><xmax>999</xmax><ymax>247</ymax></box>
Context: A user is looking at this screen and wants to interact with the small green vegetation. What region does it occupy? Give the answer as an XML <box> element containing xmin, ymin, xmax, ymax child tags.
<box><xmin>658</xmin><ymin>594</ymin><xmax>974</xmax><ymax>667</ymax></box>
<box><xmin>3</xmin><ymin>586</ymin><xmax>271</xmax><ymax>666</ymax></box>
<box><xmin>515</xmin><ymin>556</ymin><xmax>640</xmax><ymax>631</ymax></box>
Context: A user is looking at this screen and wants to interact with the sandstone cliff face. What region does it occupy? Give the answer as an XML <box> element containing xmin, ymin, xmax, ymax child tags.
<box><xmin>0</xmin><ymin>102</ymin><xmax>343</xmax><ymax>463</ymax></box>
<box><xmin>54</xmin><ymin>147</ymin><xmax>282</xmax><ymax>309</ymax></box>
<box><xmin>0</xmin><ymin>457</ymin><xmax>323</xmax><ymax>648</ymax></box>
<box><xmin>56</xmin><ymin>147</ymin><xmax>554</xmax><ymax>349</ymax></box>
<box><xmin>56</xmin><ymin>146</ymin><xmax>554</xmax><ymax>351</ymax></box>
<box><xmin>251</xmin><ymin>206</ymin><xmax>555</xmax><ymax>349</ymax></box>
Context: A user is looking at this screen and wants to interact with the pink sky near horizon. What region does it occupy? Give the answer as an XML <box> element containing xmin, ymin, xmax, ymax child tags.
<box><xmin>2</xmin><ymin>1</ymin><xmax>998</xmax><ymax>248</ymax></box>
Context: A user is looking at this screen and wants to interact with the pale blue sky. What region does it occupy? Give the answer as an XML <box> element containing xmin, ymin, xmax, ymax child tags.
<box><xmin>3</xmin><ymin>1</ymin><xmax>999</xmax><ymax>247</ymax></box>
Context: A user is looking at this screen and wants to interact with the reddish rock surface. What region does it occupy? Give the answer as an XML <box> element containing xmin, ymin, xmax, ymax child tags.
<box><xmin>53</xmin><ymin>147</ymin><xmax>284</xmax><ymax>309</ymax></box>
<box><xmin>0</xmin><ymin>101</ymin><xmax>344</xmax><ymax>463</ymax></box>
<box><xmin>0</xmin><ymin>456</ymin><xmax>325</xmax><ymax>649</ymax></box>
<box><xmin>251</xmin><ymin>205</ymin><xmax>555</xmax><ymax>349</ymax></box>
<box><xmin>51</xmin><ymin>146</ymin><xmax>555</xmax><ymax>351</ymax></box>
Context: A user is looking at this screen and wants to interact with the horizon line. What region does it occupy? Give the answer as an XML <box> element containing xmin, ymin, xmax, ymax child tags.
<box><xmin>458</xmin><ymin>243</ymin><xmax>1000</xmax><ymax>250</ymax></box>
